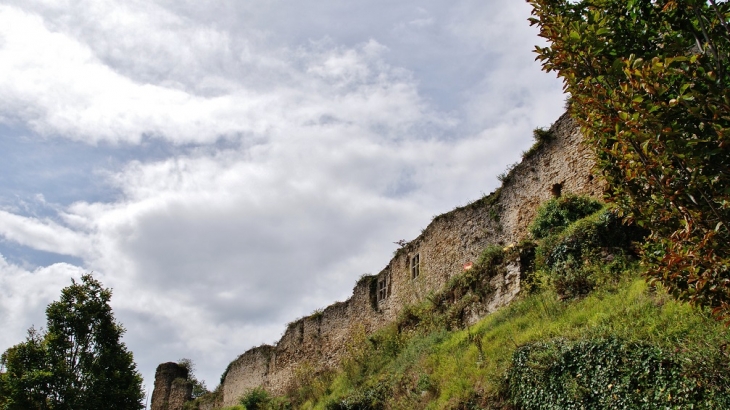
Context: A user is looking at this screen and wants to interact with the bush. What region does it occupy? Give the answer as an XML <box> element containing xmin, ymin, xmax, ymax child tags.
<box><xmin>530</xmin><ymin>198</ymin><xmax>645</xmax><ymax>298</ymax></box>
<box><xmin>325</xmin><ymin>378</ymin><xmax>389</xmax><ymax>410</ymax></box>
<box><xmin>238</xmin><ymin>387</ymin><xmax>290</xmax><ymax>410</ymax></box>
<box><xmin>529</xmin><ymin>195</ymin><xmax>603</xmax><ymax>240</ymax></box>
<box><xmin>507</xmin><ymin>337</ymin><xmax>730</xmax><ymax>409</ymax></box>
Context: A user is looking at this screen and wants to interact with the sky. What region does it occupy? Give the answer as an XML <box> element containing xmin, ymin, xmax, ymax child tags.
<box><xmin>0</xmin><ymin>0</ymin><xmax>566</xmax><ymax>396</ymax></box>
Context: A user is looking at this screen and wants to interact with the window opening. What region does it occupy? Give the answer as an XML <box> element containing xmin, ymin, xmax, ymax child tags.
<box><xmin>377</xmin><ymin>275</ymin><xmax>389</xmax><ymax>302</ymax></box>
<box><xmin>411</xmin><ymin>254</ymin><xmax>420</xmax><ymax>279</ymax></box>
<box><xmin>550</xmin><ymin>183</ymin><xmax>563</xmax><ymax>198</ymax></box>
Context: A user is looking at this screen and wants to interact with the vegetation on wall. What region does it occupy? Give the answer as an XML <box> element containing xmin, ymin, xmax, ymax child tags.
<box><xmin>527</xmin><ymin>195</ymin><xmax>645</xmax><ymax>298</ymax></box>
<box><xmin>527</xmin><ymin>0</ymin><xmax>730</xmax><ymax>322</ymax></box>
<box><xmin>177</xmin><ymin>359</ymin><xmax>209</xmax><ymax>399</ymax></box>
<box><xmin>522</xmin><ymin>127</ymin><xmax>556</xmax><ymax>160</ymax></box>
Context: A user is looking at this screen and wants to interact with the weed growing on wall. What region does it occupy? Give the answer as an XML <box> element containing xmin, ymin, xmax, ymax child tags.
<box><xmin>528</xmin><ymin>195</ymin><xmax>603</xmax><ymax>240</ymax></box>
<box><xmin>522</xmin><ymin>127</ymin><xmax>556</xmax><ymax>160</ymax></box>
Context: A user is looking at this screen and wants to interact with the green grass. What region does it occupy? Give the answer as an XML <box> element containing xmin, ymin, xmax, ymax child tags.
<box><xmin>294</xmin><ymin>273</ymin><xmax>729</xmax><ymax>409</ymax></box>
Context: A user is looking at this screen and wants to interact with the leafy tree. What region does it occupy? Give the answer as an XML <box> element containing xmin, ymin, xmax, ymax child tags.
<box><xmin>528</xmin><ymin>0</ymin><xmax>730</xmax><ymax>321</ymax></box>
<box><xmin>0</xmin><ymin>274</ymin><xmax>144</xmax><ymax>410</ymax></box>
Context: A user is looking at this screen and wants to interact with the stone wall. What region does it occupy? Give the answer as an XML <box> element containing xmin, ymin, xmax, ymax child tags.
<box><xmin>150</xmin><ymin>362</ymin><xmax>192</xmax><ymax>410</ymax></box>
<box><xmin>160</xmin><ymin>112</ymin><xmax>604</xmax><ymax>408</ymax></box>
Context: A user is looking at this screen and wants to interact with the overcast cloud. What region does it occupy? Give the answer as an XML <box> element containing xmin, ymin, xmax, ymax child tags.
<box><xmin>0</xmin><ymin>0</ymin><xmax>565</xmax><ymax>394</ymax></box>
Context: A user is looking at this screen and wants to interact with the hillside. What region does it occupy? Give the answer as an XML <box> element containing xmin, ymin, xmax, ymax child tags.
<box><xmin>152</xmin><ymin>110</ymin><xmax>730</xmax><ymax>410</ymax></box>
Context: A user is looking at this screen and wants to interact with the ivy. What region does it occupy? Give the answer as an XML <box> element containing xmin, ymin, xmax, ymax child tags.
<box><xmin>529</xmin><ymin>195</ymin><xmax>604</xmax><ymax>240</ymax></box>
<box><xmin>507</xmin><ymin>338</ymin><xmax>730</xmax><ymax>409</ymax></box>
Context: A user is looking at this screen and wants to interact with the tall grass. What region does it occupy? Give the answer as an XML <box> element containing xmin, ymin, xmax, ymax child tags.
<box><xmin>296</xmin><ymin>273</ymin><xmax>729</xmax><ymax>409</ymax></box>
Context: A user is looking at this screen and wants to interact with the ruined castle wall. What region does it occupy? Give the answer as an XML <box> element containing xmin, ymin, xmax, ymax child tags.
<box><xmin>151</xmin><ymin>362</ymin><xmax>191</xmax><ymax>410</ymax></box>
<box><xmin>211</xmin><ymin>113</ymin><xmax>605</xmax><ymax>407</ymax></box>
<box><xmin>498</xmin><ymin>113</ymin><xmax>605</xmax><ymax>245</ymax></box>
<box><xmin>169</xmin><ymin>379</ymin><xmax>194</xmax><ymax>410</ymax></box>
<box><xmin>223</xmin><ymin>277</ymin><xmax>390</xmax><ymax>404</ymax></box>
<box><xmin>221</xmin><ymin>345</ymin><xmax>273</xmax><ymax>406</ymax></box>
<box><xmin>374</xmin><ymin>113</ymin><xmax>603</xmax><ymax>324</ymax></box>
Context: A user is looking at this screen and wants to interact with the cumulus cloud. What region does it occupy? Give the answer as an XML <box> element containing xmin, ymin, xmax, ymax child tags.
<box><xmin>0</xmin><ymin>257</ymin><xmax>84</xmax><ymax>351</ymax></box>
<box><xmin>0</xmin><ymin>4</ymin><xmax>439</xmax><ymax>146</ymax></box>
<box><xmin>0</xmin><ymin>0</ymin><xmax>566</xmax><ymax>388</ymax></box>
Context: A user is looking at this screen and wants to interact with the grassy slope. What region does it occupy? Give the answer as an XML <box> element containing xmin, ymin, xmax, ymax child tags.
<box><xmin>220</xmin><ymin>198</ymin><xmax>730</xmax><ymax>410</ymax></box>
<box><xmin>295</xmin><ymin>275</ymin><xmax>728</xmax><ymax>409</ymax></box>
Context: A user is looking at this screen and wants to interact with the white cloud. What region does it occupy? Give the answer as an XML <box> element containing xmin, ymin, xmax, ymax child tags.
<box><xmin>0</xmin><ymin>4</ymin><xmax>441</xmax><ymax>146</ymax></box>
<box><xmin>0</xmin><ymin>211</ymin><xmax>92</xmax><ymax>257</ymax></box>
<box><xmin>0</xmin><ymin>0</ymin><xmax>567</xmax><ymax>389</ymax></box>
<box><xmin>0</xmin><ymin>257</ymin><xmax>84</xmax><ymax>351</ymax></box>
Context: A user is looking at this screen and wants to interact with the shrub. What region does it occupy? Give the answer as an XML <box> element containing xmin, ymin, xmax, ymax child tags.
<box><xmin>527</xmin><ymin>197</ymin><xmax>647</xmax><ymax>298</ymax></box>
<box><xmin>529</xmin><ymin>195</ymin><xmax>604</xmax><ymax>239</ymax></box>
<box><xmin>238</xmin><ymin>387</ymin><xmax>290</xmax><ymax>410</ymax></box>
<box><xmin>324</xmin><ymin>377</ymin><xmax>389</xmax><ymax>410</ymax></box>
<box><xmin>507</xmin><ymin>337</ymin><xmax>730</xmax><ymax>409</ymax></box>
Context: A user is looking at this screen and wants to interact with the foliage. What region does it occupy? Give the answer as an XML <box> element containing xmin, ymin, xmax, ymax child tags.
<box><xmin>507</xmin><ymin>337</ymin><xmax>730</xmax><ymax>409</ymax></box>
<box><xmin>0</xmin><ymin>274</ymin><xmax>144</xmax><ymax>410</ymax></box>
<box><xmin>324</xmin><ymin>377</ymin><xmax>388</xmax><ymax>410</ymax></box>
<box><xmin>536</xmin><ymin>205</ymin><xmax>644</xmax><ymax>298</ymax></box>
<box><xmin>528</xmin><ymin>0</ymin><xmax>730</xmax><ymax>321</ymax></box>
<box><xmin>528</xmin><ymin>195</ymin><xmax>604</xmax><ymax>240</ymax></box>
<box><xmin>177</xmin><ymin>358</ymin><xmax>209</xmax><ymax>399</ymax></box>
<box><xmin>528</xmin><ymin>196</ymin><xmax>640</xmax><ymax>298</ymax></box>
<box><xmin>523</xmin><ymin>127</ymin><xmax>556</xmax><ymax>159</ymax></box>
<box><xmin>239</xmin><ymin>387</ymin><xmax>290</xmax><ymax>410</ymax></box>
<box><xmin>287</xmin><ymin>362</ymin><xmax>335</xmax><ymax>408</ymax></box>
<box><xmin>0</xmin><ymin>328</ymin><xmax>53</xmax><ymax>410</ymax></box>
<box><xmin>0</xmin><ymin>372</ymin><xmax>6</xmax><ymax>409</ymax></box>
<box><xmin>496</xmin><ymin>162</ymin><xmax>519</xmax><ymax>184</ymax></box>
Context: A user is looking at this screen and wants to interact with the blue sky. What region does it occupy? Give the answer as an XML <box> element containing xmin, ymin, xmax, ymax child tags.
<box><xmin>0</xmin><ymin>0</ymin><xmax>566</xmax><ymax>394</ymax></box>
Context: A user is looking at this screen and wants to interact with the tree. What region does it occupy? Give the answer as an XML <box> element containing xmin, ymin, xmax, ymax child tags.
<box><xmin>527</xmin><ymin>0</ymin><xmax>730</xmax><ymax>321</ymax></box>
<box><xmin>0</xmin><ymin>274</ymin><xmax>144</xmax><ymax>410</ymax></box>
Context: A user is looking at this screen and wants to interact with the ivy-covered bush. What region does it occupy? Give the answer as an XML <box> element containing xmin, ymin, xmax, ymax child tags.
<box><xmin>542</xmin><ymin>210</ymin><xmax>641</xmax><ymax>297</ymax></box>
<box><xmin>529</xmin><ymin>196</ymin><xmax>644</xmax><ymax>298</ymax></box>
<box><xmin>507</xmin><ymin>338</ymin><xmax>730</xmax><ymax>410</ymax></box>
<box><xmin>529</xmin><ymin>195</ymin><xmax>604</xmax><ymax>240</ymax></box>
